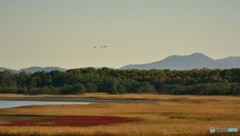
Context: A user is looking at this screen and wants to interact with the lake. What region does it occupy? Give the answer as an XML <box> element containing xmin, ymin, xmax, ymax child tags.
<box><xmin>0</xmin><ymin>100</ymin><xmax>93</xmax><ymax>109</ymax></box>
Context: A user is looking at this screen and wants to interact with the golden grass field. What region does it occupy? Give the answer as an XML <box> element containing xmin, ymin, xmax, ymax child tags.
<box><xmin>0</xmin><ymin>94</ymin><xmax>240</xmax><ymax>136</ymax></box>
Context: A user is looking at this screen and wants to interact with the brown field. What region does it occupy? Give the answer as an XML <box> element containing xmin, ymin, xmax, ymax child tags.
<box><xmin>1</xmin><ymin>93</ymin><xmax>240</xmax><ymax>101</ymax></box>
<box><xmin>0</xmin><ymin>94</ymin><xmax>240</xmax><ymax>136</ymax></box>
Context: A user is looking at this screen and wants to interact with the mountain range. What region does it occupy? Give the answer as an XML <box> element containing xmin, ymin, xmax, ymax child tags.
<box><xmin>0</xmin><ymin>66</ymin><xmax>67</xmax><ymax>73</ymax></box>
<box><xmin>1</xmin><ymin>53</ymin><xmax>240</xmax><ymax>72</ymax></box>
<box><xmin>0</xmin><ymin>67</ymin><xmax>17</xmax><ymax>73</ymax></box>
<box><xmin>121</xmin><ymin>53</ymin><xmax>240</xmax><ymax>70</ymax></box>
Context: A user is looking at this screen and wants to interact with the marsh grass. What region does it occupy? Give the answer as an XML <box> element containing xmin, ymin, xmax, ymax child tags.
<box><xmin>1</xmin><ymin>93</ymin><xmax>240</xmax><ymax>101</ymax></box>
<box><xmin>0</xmin><ymin>95</ymin><xmax>240</xmax><ymax>136</ymax></box>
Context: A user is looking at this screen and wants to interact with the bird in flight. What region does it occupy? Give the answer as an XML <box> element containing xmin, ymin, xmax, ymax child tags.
<box><xmin>93</xmin><ymin>43</ymin><xmax>108</xmax><ymax>48</ymax></box>
<box><xmin>100</xmin><ymin>46</ymin><xmax>107</xmax><ymax>48</ymax></box>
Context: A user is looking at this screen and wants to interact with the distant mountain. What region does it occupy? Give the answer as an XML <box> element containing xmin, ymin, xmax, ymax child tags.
<box><xmin>216</xmin><ymin>57</ymin><xmax>240</xmax><ymax>68</ymax></box>
<box><xmin>121</xmin><ymin>53</ymin><xmax>239</xmax><ymax>70</ymax></box>
<box><xmin>1</xmin><ymin>54</ymin><xmax>240</xmax><ymax>72</ymax></box>
<box><xmin>19</xmin><ymin>67</ymin><xmax>67</xmax><ymax>73</ymax></box>
<box><xmin>0</xmin><ymin>67</ymin><xmax>17</xmax><ymax>72</ymax></box>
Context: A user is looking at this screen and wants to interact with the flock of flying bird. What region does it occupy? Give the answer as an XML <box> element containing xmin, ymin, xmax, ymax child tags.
<box><xmin>94</xmin><ymin>45</ymin><xmax>108</xmax><ymax>48</ymax></box>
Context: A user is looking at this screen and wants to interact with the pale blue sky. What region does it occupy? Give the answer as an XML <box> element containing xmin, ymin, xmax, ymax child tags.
<box><xmin>0</xmin><ymin>0</ymin><xmax>239</xmax><ymax>69</ymax></box>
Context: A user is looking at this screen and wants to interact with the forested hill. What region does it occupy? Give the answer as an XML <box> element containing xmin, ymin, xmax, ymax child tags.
<box><xmin>0</xmin><ymin>68</ymin><xmax>240</xmax><ymax>95</ymax></box>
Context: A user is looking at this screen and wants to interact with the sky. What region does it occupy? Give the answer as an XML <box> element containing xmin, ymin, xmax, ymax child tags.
<box><xmin>0</xmin><ymin>0</ymin><xmax>239</xmax><ymax>70</ymax></box>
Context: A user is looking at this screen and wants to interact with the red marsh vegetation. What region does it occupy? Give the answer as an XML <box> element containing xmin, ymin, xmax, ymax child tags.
<box><xmin>5</xmin><ymin>116</ymin><xmax>135</xmax><ymax>127</ymax></box>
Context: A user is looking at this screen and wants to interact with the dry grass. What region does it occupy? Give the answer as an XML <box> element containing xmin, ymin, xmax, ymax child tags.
<box><xmin>0</xmin><ymin>94</ymin><xmax>240</xmax><ymax>136</ymax></box>
<box><xmin>1</xmin><ymin>93</ymin><xmax>240</xmax><ymax>101</ymax></box>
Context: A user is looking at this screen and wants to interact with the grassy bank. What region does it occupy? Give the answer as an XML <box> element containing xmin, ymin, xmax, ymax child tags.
<box><xmin>1</xmin><ymin>93</ymin><xmax>240</xmax><ymax>100</ymax></box>
<box><xmin>0</xmin><ymin>95</ymin><xmax>240</xmax><ymax>136</ymax></box>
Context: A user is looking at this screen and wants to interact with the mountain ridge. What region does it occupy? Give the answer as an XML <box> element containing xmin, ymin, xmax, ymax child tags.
<box><xmin>121</xmin><ymin>53</ymin><xmax>239</xmax><ymax>70</ymax></box>
<box><xmin>1</xmin><ymin>53</ymin><xmax>240</xmax><ymax>72</ymax></box>
<box><xmin>0</xmin><ymin>66</ymin><xmax>67</xmax><ymax>73</ymax></box>
<box><xmin>216</xmin><ymin>56</ymin><xmax>240</xmax><ymax>68</ymax></box>
<box><xmin>0</xmin><ymin>67</ymin><xmax>17</xmax><ymax>72</ymax></box>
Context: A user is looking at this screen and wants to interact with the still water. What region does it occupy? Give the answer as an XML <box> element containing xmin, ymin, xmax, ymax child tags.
<box><xmin>0</xmin><ymin>100</ymin><xmax>92</xmax><ymax>109</ymax></box>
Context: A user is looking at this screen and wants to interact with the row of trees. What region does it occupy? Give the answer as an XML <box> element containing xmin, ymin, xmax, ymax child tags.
<box><xmin>0</xmin><ymin>68</ymin><xmax>240</xmax><ymax>95</ymax></box>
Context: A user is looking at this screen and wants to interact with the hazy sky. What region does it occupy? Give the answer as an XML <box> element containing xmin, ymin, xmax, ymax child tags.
<box><xmin>0</xmin><ymin>0</ymin><xmax>239</xmax><ymax>69</ymax></box>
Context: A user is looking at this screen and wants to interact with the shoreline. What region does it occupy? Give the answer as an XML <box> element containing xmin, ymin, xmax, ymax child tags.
<box><xmin>0</xmin><ymin>97</ymin><xmax>164</xmax><ymax>103</ymax></box>
<box><xmin>0</xmin><ymin>93</ymin><xmax>239</xmax><ymax>103</ymax></box>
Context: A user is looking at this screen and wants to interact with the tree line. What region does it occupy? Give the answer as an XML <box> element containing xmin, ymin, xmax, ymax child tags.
<box><xmin>0</xmin><ymin>68</ymin><xmax>240</xmax><ymax>95</ymax></box>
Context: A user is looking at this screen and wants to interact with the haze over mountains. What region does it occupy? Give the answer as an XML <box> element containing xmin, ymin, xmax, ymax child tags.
<box><xmin>19</xmin><ymin>67</ymin><xmax>67</xmax><ymax>73</ymax></box>
<box><xmin>0</xmin><ymin>67</ymin><xmax>67</xmax><ymax>73</ymax></box>
<box><xmin>0</xmin><ymin>67</ymin><xmax>16</xmax><ymax>73</ymax></box>
<box><xmin>1</xmin><ymin>53</ymin><xmax>240</xmax><ymax>72</ymax></box>
<box><xmin>121</xmin><ymin>53</ymin><xmax>240</xmax><ymax>70</ymax></box>
<box><xmin>216</xmin><ymin>57</ymin><xmax>240</xmax><ymax>68</ymax></box>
